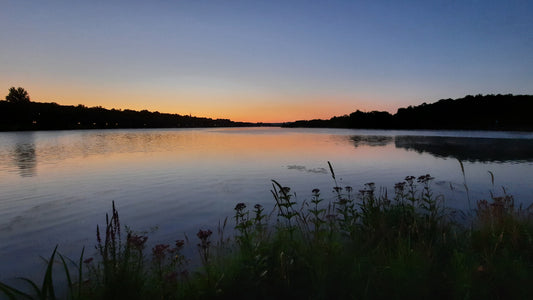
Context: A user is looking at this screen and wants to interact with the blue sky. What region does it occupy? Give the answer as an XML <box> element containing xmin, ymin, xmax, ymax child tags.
<box><xmin>1</xmin><ymin>0</ymin><xmax>532</xmax><ymax>122</ymax></box>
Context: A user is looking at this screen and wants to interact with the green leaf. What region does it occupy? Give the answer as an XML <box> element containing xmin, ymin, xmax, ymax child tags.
<box><xmin>41</xmin><ymin>245</ymin><xmax>58</xmax><ymax>299</ymax></box>
<box><xmin>0</xmin><ymin>280</ymin><xmax>35</xmax><ymax>300</ymax></box>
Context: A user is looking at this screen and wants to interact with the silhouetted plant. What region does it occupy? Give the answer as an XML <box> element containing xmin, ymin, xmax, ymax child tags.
<box><xmin>0</xmin><ymin>245</ymin><xmax>89</xmax><ymax>300</ymax></box>
<box><xmin>271</xmin><ymin>180</ymin><xmax>299</xmax><ymax>235</ymax></box>
<box><xmin>308</xmin><ymin>188</ymin><xmax>327</xmax><ymax>239</ymax></box>
<box><xmin>196</xmin><ymin>229</ymin><xmax>213</xmax><ymax>267</ymax></box>
<box><xmin>234</xmin><ymin>203</ymin><xmax>253</xmax><ymax>245</ymax></box>
<box><xmin>5</xmin><ymin>87</ymin><xmax>30</xmax><ymax>104</ymax></box>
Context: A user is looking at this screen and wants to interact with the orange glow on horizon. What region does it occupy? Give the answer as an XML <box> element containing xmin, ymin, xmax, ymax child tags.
<box><xmin>9</xmin><ymin>83</ymin><xmax>399</xmax><ymax>123</ymax></box>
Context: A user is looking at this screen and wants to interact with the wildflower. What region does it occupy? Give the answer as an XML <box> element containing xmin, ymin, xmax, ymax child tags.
<box><xmin>175</xmin><ymin>239</ymin><xmax>185</xmax><ymax>249</ymax></box>
<box><xmin>333</xmin><ymin>186</ymin><xmax>343</xmax><ymax>193</ymax></box>
<box><xmin>345</xmin><ymin>186</ymin><xmax>353</xmax><ymax>193</ymax></box>
<box><xmin>394</xmin><ymin>182</ymin><xmax>406</xmax><ymax>192</ymax></box>
<box><xmin>127</xmin><ymin>233</ymin><xmax>148</xmax><ymax>250</ymax></box>
<box><xmin>83</xmin><ymin>257</ymin><xmax>94</xmax><ymax>264</ymax></box>
<box><xmin>417</xmin><ymin>174</ymin><xmax>434</xmax><ymax>183</ymax></box>
<box><xmin>197</xmin><ymin>229</ymin><xmax>213</xmax><ymax>243</ymax></box>
<box><xmin>312</xmin><ymin>188</ymin><xmax>320</xmax><ymax>194</ymax></box>
<box><xmin>281</xmin><ymin>187</ymin><xmax>291</xmax><ymax>194</ymax></box>
<box><xmin>153</xmin><ymin>244</ymin><xmax>170</xmax><ymax>261</ymax></box>
<box><xmin>254</xmin><ymin>204</ymin><xmax>265</xmax><ymax>223</ymax></box>
<box><xmin>197</xmin><ymin>229</ymin><xmax>213</xmax><ymax>264</ymax></box>
<box><xmin>477</xmin><ymin>199</ymin><xmax>489</xmax><ymax>207</ymax></box>
<box><xmin>365</xmin><ymin>182</ymin><xmax>375</xmax><ymax>189</ymax></box>
<box><xmin>235</xmin><ymin>202</ymin><xmax>246</xmax><ymax>211</ymax></box>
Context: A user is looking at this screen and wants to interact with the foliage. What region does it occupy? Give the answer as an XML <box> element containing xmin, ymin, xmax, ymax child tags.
<box><xmin>0</xmin><ymin>246</ymin><xmax>85</xmax><ymax>300</ymax></box>
<box><xmin>5</xmin><ymin>87</ymin><xmax>31</xmax><ymax>104</ymax></box>
<box><xmin>284</xmin><ymin>94</ymin><xmax>533</xmax><ymax>131</ymax></box>
<box><xmin>0</xmin><ymin>87</ymin><xmax>253</xmax><ymax>131</ymax></box>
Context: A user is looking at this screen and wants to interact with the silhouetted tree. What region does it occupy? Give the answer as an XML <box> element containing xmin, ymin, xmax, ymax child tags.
<box><xmin>283</xmin><ymin>94</ymin><xmax>533</xmax><ymax>131</ymax></box>
<box><xmin>0</xmin><ymin>96</ymin><xmax>253</xmax><ymax>131</ymax></box>
<box><xmin>6</xmin><ymin>87</ymin><xmax>31</xmax><ymax>103</ymax></box>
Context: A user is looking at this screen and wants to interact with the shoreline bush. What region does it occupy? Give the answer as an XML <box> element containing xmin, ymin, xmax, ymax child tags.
<box><xmin>1</xmin><ymin>162</ymin><xmax>532</xmax><ymax>299</ymax></box>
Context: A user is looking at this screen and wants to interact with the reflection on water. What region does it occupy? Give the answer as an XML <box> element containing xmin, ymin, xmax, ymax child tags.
<box><xmin>350</xmin><ymin>135</ymin><xmax>393</xmax><ymax>147</ymax></box>
<box><xmin>287</xmin><ymin>165</ymin><xmax>328</xmax><ymax>174</ymax></box>
<box><xmin>348</xmin><ymin>134</ymin><xmax>533</xmax><ymax>163</ymax></box>
<box><xmin>394</xmin><ymin>136</ymin><xmax>533</xmax><ymax>163</ymax></box>
<box><xmin>12</xmin><ymin>143</ymin><xmax>36</xmax><ymax>177</ymax></box>
<box><xmin>10</xmin><ymin>134</ymin><xmax>37</xmax><ymax>177</ymax></box>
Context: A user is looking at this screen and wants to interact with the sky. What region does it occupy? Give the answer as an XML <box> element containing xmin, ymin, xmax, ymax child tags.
<box><xmin>1</xmin><ymin>0</ymin><xmax>532</xmax><ymax>123</ymax></box>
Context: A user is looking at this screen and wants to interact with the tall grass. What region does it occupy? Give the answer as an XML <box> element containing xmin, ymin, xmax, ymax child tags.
<box><xmin>2</xmin><ymin>162</ymin><xmax>533</xmax><ymax>299</ymax></box>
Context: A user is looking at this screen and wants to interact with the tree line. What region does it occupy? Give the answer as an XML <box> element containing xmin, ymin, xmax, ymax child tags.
<box><xmin>1</xmin><ymin>87</ymin><xmax>253</xmax><ymax>131</ymax></box>
<box><xmin>284</xmin><ymin>94</ymin><xmax>533</xmax><ymax>131</ymax></box>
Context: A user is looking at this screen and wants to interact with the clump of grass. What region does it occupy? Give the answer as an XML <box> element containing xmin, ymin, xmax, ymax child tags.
<box><xmin>0</xmin><ymin>245</ymin><xmax>89</xmax><ymax>300</ymax></box>
<box><xmin>81</xmin><ymin>201</ymin><xmax>149</xmax><ymax>299</ymax></box>
<box><xmin>468</xmin><ymin>190</ymin><xmax>533</xmax><ymax>299</ymax></box>
<box><xmin>2</xmin><ymin>162</ymin><xmax>533</xmax><ymax>299</ymax></box>
<box><xmin>0</xmin><ymin>246</ymin><xmax>60</xmax><ymax>300</ymax></box>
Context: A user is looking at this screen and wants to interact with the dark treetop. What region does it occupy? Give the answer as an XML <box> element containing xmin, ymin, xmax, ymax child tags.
<box><xmin>283</xmin><ymin>94</ymin><xmax>533</xmax><ymax>131</ymax></box>
<box><xmin>1</xmin><ymin>87</ymin><xmax>257</xmax><ymax>131</ymax></box>
<box><xmin>0</xmin><ymin>101</ymin><xmax>254</xmax><ymax>131</ymax></box>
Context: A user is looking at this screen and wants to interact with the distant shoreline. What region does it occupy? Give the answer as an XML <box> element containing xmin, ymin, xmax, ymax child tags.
<box><xmin>0</xmin><ymin>100</ymin><xmax>280</xmax><ymax>132</ymax></box>
<box><xmin>2</xmin><ymin>93</ymin><xmax>532</xmax><ymax>132</ymax></box>
<box><xmin>282</xmin><ymin>94</ymin><xmax>533</xmax><ymax>132</ymax></box>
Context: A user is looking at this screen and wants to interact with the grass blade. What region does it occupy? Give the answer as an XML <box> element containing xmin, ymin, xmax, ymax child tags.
<box><xmin>58</xmin><ymin>253</ymin><xmax>73</xmax><ymax>299</ymax></box>
<box><xmin>0</xmin><ymin>280</ymin><xmax>35</xmax><ymax>300</ymax></box>
<box><xmin>488</xmin><ymin>170</ymin><xmax>495</xmax><ymax>186</ymax></box>
<box><xmin>41</xmin><ymin>245</ymin><xmax>58</xmax><ymax>299</ymax></box>
<box><xmin>19</xmin><ymin>277</ymin><xmax>43</xmax><ymax>298</ymax></box>
<box><xmin>76</xmin><ymin>248</ymin><xmax>85</xmax><ymax>299</ymax></box>
<box><xmin>457</xmin><ymin>159</ymin><xmax>471</xmax><ymax>210</ymax></box>
<box><xmin>327</xmin><ymin>161</ymin><xmax>335</xmax><ymax>180</ymax></box>
<box><xmin>271</xmin><ymin>179</ymin><xmax>283</xmax><ymax>192</ymax></box>
<box><xmin>328</xmin><ymin>161</ymin><xmax>339</xmax><ymax>187</ymax></box>
<box><xmin>458</xmin><ymin>159</ymin><xmax>465</xmax><ymax>176</ymax></box>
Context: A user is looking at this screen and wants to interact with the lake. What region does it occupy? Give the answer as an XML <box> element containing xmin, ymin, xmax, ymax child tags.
<box><xmin>1</xmin><ymin>127</ymin><xmax>533</xmax><ymax>280</ymax></box>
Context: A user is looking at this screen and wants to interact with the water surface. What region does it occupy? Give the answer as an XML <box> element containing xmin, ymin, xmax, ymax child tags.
<box><xmin>1</xmin><ymin>127</ymin><xmax>532</xmax><ymax>280</ymax></box>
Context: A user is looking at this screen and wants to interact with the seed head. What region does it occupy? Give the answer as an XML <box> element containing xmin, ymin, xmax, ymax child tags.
<box><xmin>175</xmin><ymin>239</ymin><xmax>185</xmax><ymax>249</ymax></box>
<box><xmin>197</xmin><ymin>229</ymin><xmax>213</xmax><ymax>240</ymax></box>
<box><xmin>234</xmin><ymin>202</ymin><xmax>246</xmax><ymax>211</ymax></box>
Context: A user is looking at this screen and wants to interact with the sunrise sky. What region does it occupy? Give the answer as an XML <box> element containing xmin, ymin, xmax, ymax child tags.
<box><xmin>2</xmin><ymin>0</ymin><xmax>532</xmax><ymax>123</ymax></box>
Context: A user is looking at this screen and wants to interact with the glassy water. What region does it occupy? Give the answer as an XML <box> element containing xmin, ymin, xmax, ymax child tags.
<box><xmin>1</xmin><ymin>127</ymin><xmax>532</xmax><ymax>280</ymax></box>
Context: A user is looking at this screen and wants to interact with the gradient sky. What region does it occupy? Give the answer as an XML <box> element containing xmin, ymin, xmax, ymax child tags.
<box><xmin>2</xmin><ymin>0</ymin><xmax>532</xmax><ymax>123</ymax></box>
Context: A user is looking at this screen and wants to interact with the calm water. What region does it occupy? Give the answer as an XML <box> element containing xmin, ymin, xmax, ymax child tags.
<box><xmin>1</xmin><ymin>127</ymin><xmax>533</xmax><ymax>280</ymax></box>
